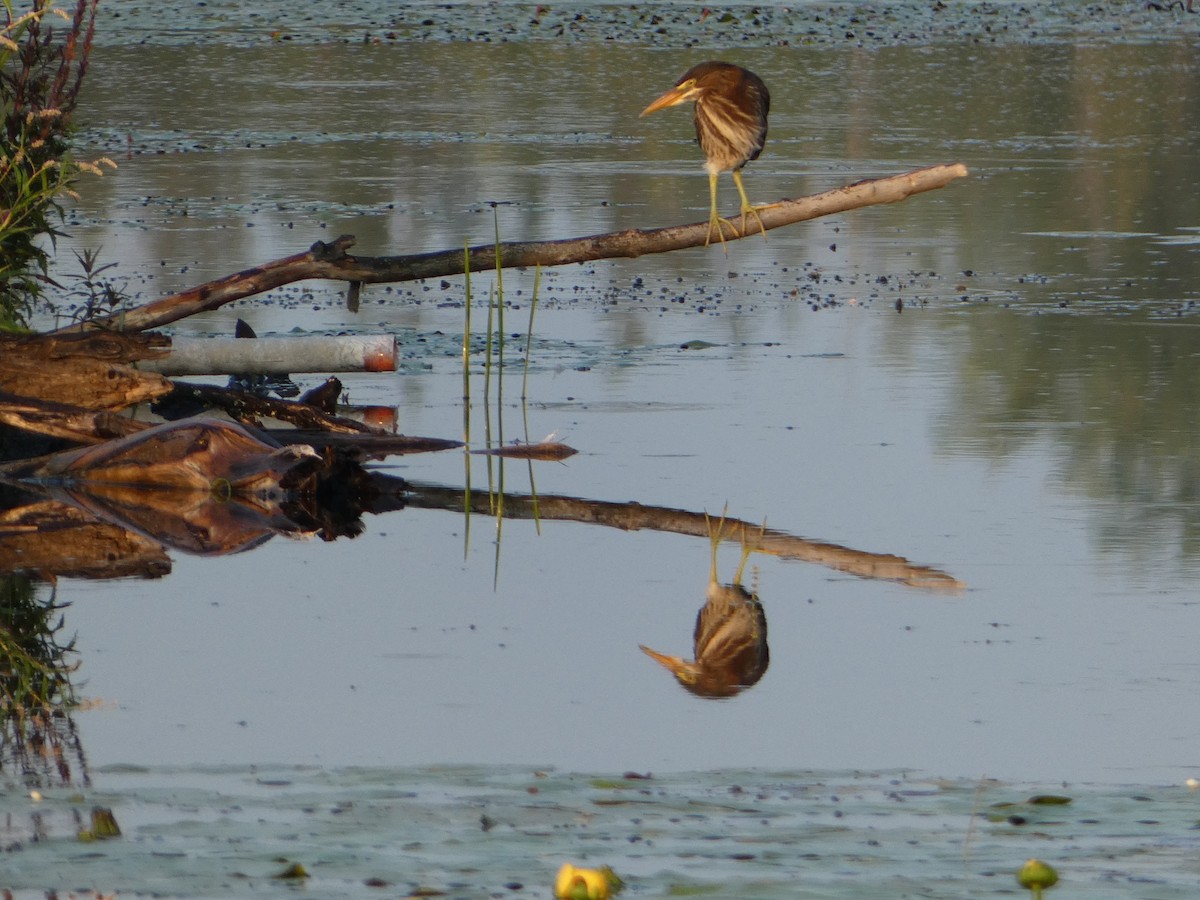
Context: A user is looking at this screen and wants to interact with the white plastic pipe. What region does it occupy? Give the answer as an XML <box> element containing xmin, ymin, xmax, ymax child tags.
<box><xmin>139</xmin><ymin>335</ymin><xmax>398</xmax><ymax>375</ymax></box>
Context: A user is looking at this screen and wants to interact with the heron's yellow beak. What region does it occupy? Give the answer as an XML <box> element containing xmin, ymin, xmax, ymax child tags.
<box><xmin>639</xmin><ymin>79</ymin><xmax>698</xmax><ymax>116</ymax></box>
<box><xmin>638</xmin><ymin>644</ymin><xmax>697</xmax><ymax>684</ymax></box>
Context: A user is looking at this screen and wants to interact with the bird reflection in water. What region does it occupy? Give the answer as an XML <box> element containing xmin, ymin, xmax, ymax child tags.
<box><xmin>639</xmin><ymin>516</ymin><xmax>769</xmax><ymax>699</ymax></box>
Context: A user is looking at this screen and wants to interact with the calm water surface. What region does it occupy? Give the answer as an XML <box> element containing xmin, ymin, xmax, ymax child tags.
<box><xmin>31</xmin><ymin>7</ymin><xmax>1200</xmax><ymax>789</ymax></box>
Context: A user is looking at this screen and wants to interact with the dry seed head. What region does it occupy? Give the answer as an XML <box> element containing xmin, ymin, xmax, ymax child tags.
<box><xmin>5</xmin><ymin>11</ymin><xmax>39</xmax><ymax>32</ymax></box>
<box><xmin>76</xmin><ymin>160</ymin><xmax>103</xmax><ymax>176</ymax></box>
<box><xmin>0</xmin><ymin>36</ymin><xmax>19</xmax><ymax>52</ymax></box>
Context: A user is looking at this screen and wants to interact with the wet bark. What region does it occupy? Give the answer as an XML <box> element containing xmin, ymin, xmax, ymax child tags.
<box><xmin>0</xmin><ymin>392</ymin><xmax>150</xmax><ymax>444</ymax></box>
<box><xmin>0</xmin><ymin>332</ymin><xmax>172</xmax><ymax>408</ymax></box>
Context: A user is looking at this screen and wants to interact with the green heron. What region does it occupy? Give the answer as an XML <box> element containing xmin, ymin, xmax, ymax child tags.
<box><xmin>639</xmin><ymin>517</ymin><xmax>769</xmax><ymax>699</ymax></box>
<box><xmin>640</xmin><ymin>61</ymin><xmax>771</xmax><ymax>247</ymax></box>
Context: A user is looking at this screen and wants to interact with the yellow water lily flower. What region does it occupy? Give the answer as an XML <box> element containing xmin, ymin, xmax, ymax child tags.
<box><xmin>1016</xmin><ymin>858</ymin><xmax>1059</xmax><ymax>899</ymax></box>
<box><xmin>554</xmin><ymin>863</ymin><xmax>623</xmax><ymax>900</ymax></box>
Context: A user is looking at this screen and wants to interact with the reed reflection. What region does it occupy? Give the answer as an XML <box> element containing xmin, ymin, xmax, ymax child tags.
<box><xmin>640</xmin><ymin>517</ymin><xmax>769</xmax><ymax>699</ymax></box>
<box><xmin>0</xmin><ymin>574</ymin><xmax>88</xmax><ymax>788</ymax></box>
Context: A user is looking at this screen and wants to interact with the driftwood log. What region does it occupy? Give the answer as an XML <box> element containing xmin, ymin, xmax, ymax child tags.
<box><xmin>52</xmin><ymin>163</ymin><xmax>969</xmax><ymax>335</ymax></box>
<box><xmin>0</xmin><ymin>332</ymin><xmax>171</xmax><ymax>408</ymax></box>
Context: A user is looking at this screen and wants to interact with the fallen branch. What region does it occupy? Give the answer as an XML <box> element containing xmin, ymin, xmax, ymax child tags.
<box><xmin>54</xmin><ymin>163</ymin><xmax>969</xmax><ymax>334</ymax></box>
<box><xmin>157</xmin><ymin>382</ymin><xmax>381</xmax><ymax>434</ymax></box>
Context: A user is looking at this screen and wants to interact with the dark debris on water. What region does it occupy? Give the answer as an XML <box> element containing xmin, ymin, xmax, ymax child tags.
<box><xmin>100</xmin><ymin>1</ymin><xmax>1199</xmax><ymax>49</ymax></box>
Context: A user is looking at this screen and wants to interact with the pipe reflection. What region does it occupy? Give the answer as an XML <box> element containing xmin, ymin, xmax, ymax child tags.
<box><xmin>640</xmin><ymin>516</ymin><xmax>769</xmax><ymax>699</ymax></box>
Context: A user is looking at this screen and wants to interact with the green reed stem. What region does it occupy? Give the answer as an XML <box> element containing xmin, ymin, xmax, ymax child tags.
<box><xmin>461</xmin><ymin>240</ymin><xmax>472</xmax><ymax>556</ymax></box>
<box><xmin>483</xmin><ymin>285</ymin><xmax>495</xmax><ymax>510</ymax></box>
<box><xmin>522</xmin><ymin>264</ymin><xmax>540</xmax><ymax>403</ymax></box>
<box><xmin>492</xmin><ymin>209</ymin><xmax>505</xmax><ymax>541</ymax></box>
<box><xmin>522</xmin><ymin>265</ymin><xmax>542</xmax><ymax>531</ymax></box>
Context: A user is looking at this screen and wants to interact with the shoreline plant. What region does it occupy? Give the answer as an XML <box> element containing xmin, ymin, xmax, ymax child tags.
<box><xmin>0</xmin><ymin>0</ymin><xmax>112</xmax><ymax>331</ymax></box>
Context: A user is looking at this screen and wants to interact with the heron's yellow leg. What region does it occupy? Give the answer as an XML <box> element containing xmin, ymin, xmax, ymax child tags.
<box><xmin>704</xmin><ymin>505</ymin><xmax>731</xmax><ymax>584</ymax></box>
<box><xmin>732</xmin><ymin>542</ymin><xmax>753</xmax><ymax>586</ymax></box>
<box><xmin>705</xmin><ymin>171</ymin><xmax>740</xmax><ymax>249</ymax></box>
<box><xmin>731</xmin><ymin>169</ymin><xmax>768</xmax><ymax>241</ymax></box>
<box><xmin>732</xmin><ymin>519</ymin><xmax>767</xmax><ymax>585</ymax></box>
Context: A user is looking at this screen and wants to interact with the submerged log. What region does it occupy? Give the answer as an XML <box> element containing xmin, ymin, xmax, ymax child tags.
<box><xmin>52</xmin><ymin>163</ymin><xmax>970</xmax><ymax>334</ymax></box>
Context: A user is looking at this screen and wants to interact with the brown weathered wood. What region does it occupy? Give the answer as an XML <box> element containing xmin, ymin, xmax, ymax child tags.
<box><xmin>0</xmin><ymin>357</ymin><xmax>172</xmax><ymax>409</ymax></box>
<box><xmin>53</xmin><ymin>164</ymin><xmax>969</xmax><ymax>334</ymax></box>
<box><xmin>0</xmin><ymin>390</ymin><xmax>150</xmax><ymax>443</ymax></box>
<box><xmin>0</xmin><ymin>333</ymin><xmax>173</xmax><ymax>409</ymax></box>
<box><xmin>1</xmin><ymin>331</ymin><xmax>170</xmax><ymax>362</ymax></box>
